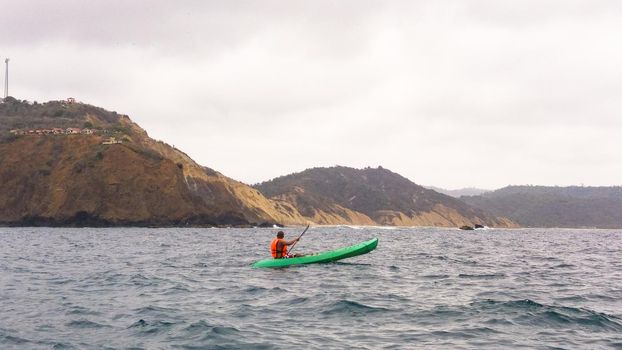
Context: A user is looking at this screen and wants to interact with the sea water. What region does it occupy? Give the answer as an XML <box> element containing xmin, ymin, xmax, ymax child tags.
<box><xmin>1</xmin><ymin>227</ymin><xmax>621</xmax><ymax>349</ymax></box>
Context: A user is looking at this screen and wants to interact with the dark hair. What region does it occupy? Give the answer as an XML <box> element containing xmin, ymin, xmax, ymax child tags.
<box><xmin>277</xmin><ymin>231</ymin><xmax>284</xmax><ymax>238</ymax></box>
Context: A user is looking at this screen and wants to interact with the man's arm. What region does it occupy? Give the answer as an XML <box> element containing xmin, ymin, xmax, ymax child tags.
<box><xmin>285</xmin><ymin>238</ymin><xmax>300</xmax><ymax>245</ymax></box>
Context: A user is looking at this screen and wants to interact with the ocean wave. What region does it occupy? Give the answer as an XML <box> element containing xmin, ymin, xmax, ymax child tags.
<box><xmin>458</xmin><ymin>273</ymin><xmax>506</xmax><ymax>279</ymax></box>
<box><xmin>129</xmin><ymin>319</ymin><xmax>178</xmax><ymax>335</ymax></box>
<box><xmin>321</xmin><ymin>300</ymin><xmax>391</xmax><ymax>316</ymax></box>
<box><xmin>65</xmin><ymin>305</ymin><xmax>101</xmax><ymax>316</ymax></box>
<box><xmin>65</xmin><ymin>319</ymin><xmax>111</xmax><ymax>329</ymax></box>
<box><xmin>242</xmin><ymin>286</ymin><xmax>269</xmax><ymax>294</ymax></box>
<box><xmin>51</xmin><ymin>342</ymin><xmax>79</xmax><ymax>350</ymax></box>
<box><xmin>129</xmin><ymin>273</ymin><xmax>161</xmax><ymax>286</ymax></box>
<box><xmin>0</xmin><ymin>333</ymin><xmax>31</xmax><ymax>346</ymax></box>
<box><xmin>285</xmin><ymin>296</ymin><xmax>310</xmax><ymax>305</ymax></box>
<box><xmin>182</xmin><ymin>320</ymin><xmax>241</xmax><ymax>338</ymax></box>
<box><xmin>0</xmin><ymin>330</ymin><xmax>74</xmax><ymax>350</ymax></box>
<box><xmin>161</xmin><ymin>284</ymin><xmax>192</xmax><ymax>295</ymax></box>
<box><xmin>472</xmin><ymin>299</ymin><xmax>622</xmax><ymax>332</ymax></box>
<box><xmin>551</xmin><ymin>263</ymin><xmax>575</xmax><ymax>269</ymax></box>
<box><xmin>132</xmin><ymin>305</ymin><xmax>178</xmax><ymax>319</ymax></box>
<box><xmin>421</xmin><ymin>274</ymin><xmax>450</xmax><ymax>279</ymax></box>
<box><xmin>331</xmin><ymin>261</ymin><xmax>373</xmax><ymax>266</ymax></box>
<box><xmin>164</xmin><ymin>320</ymin><xmax>251</xmax><ymax>349</ymax></box>
<box><xmin>431</xmin><ymin>326</ymin><xmax>501</xmax><ymax>339</ymax></box>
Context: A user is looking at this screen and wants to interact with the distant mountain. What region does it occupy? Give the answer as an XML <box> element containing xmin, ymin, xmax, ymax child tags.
<box><xmin>461</xmin><ymin>186</ymin><xmax>622</xmax><ymax>228</ymax></box>
<box><xmin>426</xmin><ymin>186</ymin><xmax>490</xmax><ymax>198</ymax></box>
<box><xmin>0</xmin><ymin>97</ymin><xmax>306</xmax><ymax>226</ymax></box>
<box><xmin>255</xmin><ymin>166</ymin><xmax>517</xmax><ymax>227</ymax></box>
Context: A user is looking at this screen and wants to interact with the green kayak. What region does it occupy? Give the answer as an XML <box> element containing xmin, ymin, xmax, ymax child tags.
<box><xmin>252</xmin><ymin>238</ymin><xmax>378</xmax><ymax>268</ymax></box>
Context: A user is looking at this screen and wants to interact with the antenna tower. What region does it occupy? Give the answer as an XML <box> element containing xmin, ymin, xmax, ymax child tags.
<box><xmin>3</xmin><ymin>58</ymin><xmax>8</xmax><ymax>98</ymax></box>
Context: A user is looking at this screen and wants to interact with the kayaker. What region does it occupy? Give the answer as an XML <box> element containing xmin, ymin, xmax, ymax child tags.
<box><xmin>270</xmin><ymin>231</ymin><xmax>303</xmax><ymax>259</ymax></box>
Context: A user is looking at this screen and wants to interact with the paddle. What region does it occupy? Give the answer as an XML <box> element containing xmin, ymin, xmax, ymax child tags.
<box><xmin>287</xmin><ymin>224</ymin><xmax>309</xmax><ymax>255</ymax></box>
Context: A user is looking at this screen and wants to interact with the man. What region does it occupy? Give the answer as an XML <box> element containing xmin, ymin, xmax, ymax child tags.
<box><xmin>270</xmin><ymin>231</ymin><xmax>303</xmax><ymax>259</ymax></box>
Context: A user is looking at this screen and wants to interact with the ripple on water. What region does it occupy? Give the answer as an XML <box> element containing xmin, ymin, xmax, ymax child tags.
<box><xmin>284</xmin><ymin>296</ymin><xmax>309</xmax><ymax>305</ymax></box>
<box><xmin>129</xmin><ymin>319</ymin><xmax>178</xmax><ymax>336</ymax></box>
<box><xmin>162</xmin><ymin>284</ymin><xmax>192</xmax><ymax>295</ymax></box>
<box><xmin>182</xmin><ymin>320</ymin><xmax>239</xmax><ymax>335</ymax></box>
<box><xmin>472</xmin><ymin>299</ymin><xmax>622</xmax><ymax>332</ymax></box>
<box><xmin>173</xmin><ymin>320</ymin><xmax>245</xmax><ymax>345</ymax></box>
<box><xmin>65</xmin><ymin>305</ymin><xmax>101</xmax><ymax>316</ymax></box>
<box><xmin>421</xmin><ymin>274</ymin><xmax>450</xmax><ymax>279</ymax></box>
<box><xmin>51</xmin><ymin>342</ymin><xmax>79</xmax><ymax>350</ymax></box>
<box><xmin>242</xmin><ymin>286</ymin><xmax>269</xmax><ymax>294</ymax></box>
<box><xmin>458</xmin><ymin>273</ymin><xmax>506</xmax><ymax>279</ymax></box>
<box><xmin>64</xmin><ymin>319</ymin><xmax>111</xmax><ymax>329</ymax></box>
<box><xmin>320</xmin><ymin>300</ymin><xmax>391</xmax><ymax>316</ymax></box>
<box><xmin>0</xmin><ymin>333</ymin><xmax>31</xmax><ymax>346</ymax></box>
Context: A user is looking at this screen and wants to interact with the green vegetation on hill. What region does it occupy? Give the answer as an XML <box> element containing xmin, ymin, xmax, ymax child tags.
<box><xmin>461</xmin><ymin>186</ymin><xmax>622</xmax><ymax>228</ymax></box>
<box><xmin>0</xmin><ymin>97</ymin><xmax>126</xmax><ymax>131</ymax></box>
<box><xmin>256</xmin><ymin>166</ymin><xmax>516</xmax><ymax>227</ymax></box>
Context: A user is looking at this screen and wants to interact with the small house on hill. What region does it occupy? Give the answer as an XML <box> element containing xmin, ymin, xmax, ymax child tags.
<box><xmin>102</xmin><ymin>137</ymin><xmax>122</xmax><ymax>145</ymax></box>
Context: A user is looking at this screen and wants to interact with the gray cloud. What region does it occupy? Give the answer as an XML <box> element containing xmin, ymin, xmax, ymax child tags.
<box><xmin>2</xmin><ymin>1</ymin><xmax>621</xmax><ymax>188</ymax></box>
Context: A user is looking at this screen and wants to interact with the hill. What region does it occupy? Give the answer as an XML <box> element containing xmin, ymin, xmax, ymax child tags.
<box><xmin>0</xmin><ymin>97</ymin><xmax>305</xmax><ymax>226</ymax></box>
<box><xmin>425</xmin><ymin>186</ymin><xmax>490</xmax><ymax>198</ymax></box>
<box><xmin>255</xmin><ymin>166</ymin><xmax>517</xmax><ymax>227</ymax></box>
<box><xmin>461</xmin><ymin>186</ymin><xmax>622</xmax><ymax>228</ymax></box>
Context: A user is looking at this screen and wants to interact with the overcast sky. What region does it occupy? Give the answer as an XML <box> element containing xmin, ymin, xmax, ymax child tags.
<box><xmin>2</xmin><ymin>0</ymin><xmax>621</xmax><ymax>189</ymax></box>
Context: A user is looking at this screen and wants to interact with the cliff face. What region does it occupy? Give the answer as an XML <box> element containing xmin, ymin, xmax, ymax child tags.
<box><xmin>256</xmin><ymin>166</ymin><xmax>518</xmax><ymax>228</ymax></box>
<box><xmin>0</xmin><ymin>98</ymin><xmax>306</xmax><ymax>226</ymax></box>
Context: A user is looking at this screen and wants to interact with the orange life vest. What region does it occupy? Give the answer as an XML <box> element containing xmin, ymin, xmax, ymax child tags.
<box><xmin>271</xmin><ymin>238</ymin><xmax>288</xmax><ymax>258</ymax></box>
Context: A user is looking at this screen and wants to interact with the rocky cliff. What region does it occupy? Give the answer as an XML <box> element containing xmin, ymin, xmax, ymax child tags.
<box><xmin>0</xmin><ymin>98</ymin><xmax>306</xmax><ymax>226</ymax></box>
<box><xmin>255</xmin><ymin>166</ymin><xmax>517</xmax><ymax>227</ymax></box>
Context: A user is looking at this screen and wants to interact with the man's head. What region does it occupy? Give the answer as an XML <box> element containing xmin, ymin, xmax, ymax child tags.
<box><xmin>276</xmin><ymin>231</ymin><xmax>284</xmax><ymax>239</ymax></box>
